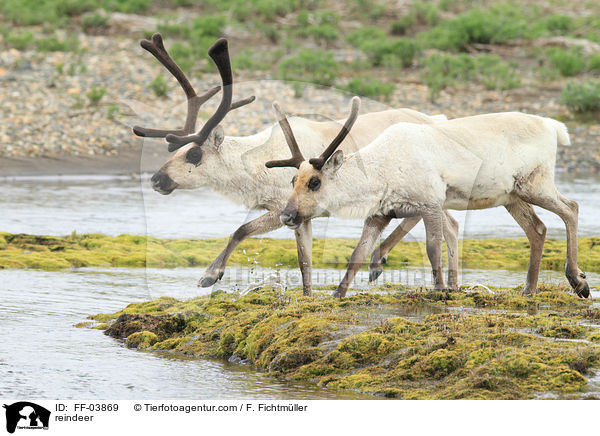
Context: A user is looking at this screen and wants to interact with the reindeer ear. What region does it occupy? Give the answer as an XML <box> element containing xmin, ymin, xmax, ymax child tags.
<box><xmin>322</xmin><ymin>150</ymin><xmax>344</xmax><ymax>174</ymax></box>
<box><xmin>208</xmin><ymin>125</ymin><xmax>225</xmax><ymax>149</ymax></box>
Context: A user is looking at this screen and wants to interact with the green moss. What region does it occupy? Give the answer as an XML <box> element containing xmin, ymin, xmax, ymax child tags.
<box><xmin>2</xmin><ymin>232</ymin><xmax>600</xmax><ymax>274</ymax></box>
<box><xmin>90</xmin><ymin>285</ymin><xmax>600</xmax><ymax>399</ymax></box>
<box><xmin>126</xmin><ymin>331</ymin><xmax>159</xmax><ymax>348</ymax></box>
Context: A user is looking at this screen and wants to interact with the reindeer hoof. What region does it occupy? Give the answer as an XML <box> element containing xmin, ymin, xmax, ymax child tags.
<box><xmin>369</xmin><ymin>267</ymin><xmax>383</xmax><ymax>283</ymax></box>
<box><xmin>575</xmin><ymin>280</ymin><xmax>590</xmax><ymax>299</ymax></box>
<box><xmin>333</xmin><ymin>287</ymin><xmax>346</xmax><ymax>299</ymax></box>
<box><xmin>198</xmin><ymin>271</ymin><xmax>224</xmax><ymax>288</ymax></box>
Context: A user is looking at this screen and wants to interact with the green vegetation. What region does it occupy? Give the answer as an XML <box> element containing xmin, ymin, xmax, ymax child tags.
<box><xmin>346</xmin><ymin>27</ymin><xmax>386</xmax><ymax>48</ymax></box>
<box><xmin>106</xmin><ymin>103</ymin><xmax>120</xmax><ymax>120</ymax></box>
<box><xmin>421</xmin><ymin>53</ymin><xmax>520</xmax><ymax>101</ymax></box>
<box><xmin>541</xmin><ymin>14</ymin><xmax>573</xmax><ymax>36</ymax></box>
<box><xmin>86</xmin><ymin>87</ymin><xmax>106</xmax><ymax>105</ymax></box>
<box><xmin>587</xmin><ymin>54</ymin><xmax>600</xmax><ymax>72</ymax></box>
<box><xmin>232</xmin><ymin>49</ymin><xmax>272</xmax><ymax>71</ymax></box>
<box><xmin>35</xmin><ymin>34</ymin><xmax>79</xmax><ymax>52</ymax></box>
<box><xmin>547</xmin><ymin>48</ymin><xmax>586</xmax><ymax>77</ymax></box>
<box><xmin>0</xmin><ymin>0</ymin><xmax>151</xmax><ymax>25</ymax></box>
<box><xmin>2</xmin><ymin>232</ymin><xmax>600</xmax><ymax>274</ymax></box>
<box><xmin>89</xmin><ymin>285</ymin><xmax>600</xmax><ymax>399</ymax></box>
<box><xmin>4</xmin><ymin>31</ymin><xmax>35</xmax><ymax>50</ymax></box>
<box><xmin>0</xmin><ymin>1</ymin><xmax>598</xmax><ymax>125</ymax></box>
<box><xmin>82</xmin><ymin>12</ymin><xmax>109</xmax><ymax>33</ymax></box>
<box><xmin>344</xmin><ymin>77</ymin><xmax>395</xmax><ymax>100</ymax></box>
<box><xmin>154</xmin><ymin>15</ymin><xmax>226</xmax><ymax>74</ymax></box>
<box><xmin>420</xmin><ymin>7</ymin><xmax>530</xmax><ymax>51</ymax></box>
<box><xmin>560</xmin><ymin>80</ymin><xmax>600</xmax><ymax>113</ymax></box>
<box><xmin>390</xmin><ymin>1</ymin><xmax>441</xmax><ymax>35</ymax></box>
<box><xmin>149</xmin><ymin>74</ymin><xmax>168</xmax><ymax>97</ymax></box>
<box><xmin>278</xmin><ymin>49</ymin><xmax>339</xmax><ymax>87</ymax></box>
<box><xmin>346</xmin><ymin>27</ymin><xmax>417</xmax><ymax>68</ymax></box>
<box><xmin>2</xmin><ymin>29</ymin><xmax>78</xmax><ymax>52</ymax></box>
<box><xmin>295</xmin><ymin>10</ymin><xmax>339</xmax><ymax>46</ymax></box>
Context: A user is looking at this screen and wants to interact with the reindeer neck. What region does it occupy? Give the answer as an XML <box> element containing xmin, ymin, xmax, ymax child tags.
<box><xmin>205</xmin><ymin>132</ymin><xmax>292</xmax><ymax>210</ymax></box>
<box><xmin>324</xmin><ymin>153</ymin><xmax>384</xmax><ymax>219</ymax></box>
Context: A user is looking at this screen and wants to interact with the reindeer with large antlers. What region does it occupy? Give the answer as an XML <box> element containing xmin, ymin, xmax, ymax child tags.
<box><xmin>272</xmin><ymin>97</ymin><xmax>590</xmax><ymax>299</ymax></box>
<box><xmin>134</xmin><ymin>34</ymin><xmax>455</xmax><ymax>295</ymax></box>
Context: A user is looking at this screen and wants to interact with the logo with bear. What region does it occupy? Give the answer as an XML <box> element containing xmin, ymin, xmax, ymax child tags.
<box><xmin>3</xmin><ymin>402</ymin><xmax>50</xmax><ymax>434</ymax></box>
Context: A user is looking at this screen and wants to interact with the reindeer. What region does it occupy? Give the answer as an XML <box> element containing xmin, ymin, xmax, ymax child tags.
<box><xmin>134</xmin><ymin>34</ymin><xmax>457</xmax><ymax>296</ymax></box>
<box><xmin>271</xmin><ymin>97</ymin><xmax>590</xmax><ymax>299</ymax></box>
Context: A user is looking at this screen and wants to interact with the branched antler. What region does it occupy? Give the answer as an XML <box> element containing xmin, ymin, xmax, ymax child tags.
<box><xmin>265</xmin><ymin>102</ymin><xmax>306</xmax><ymax>169</ymax></box>
<box><xmin>165</xmin><ymin>38</ymin><xmax>255</xmax><ymax>152</ymax></box>
<box><xmin>309</xmin><ymin>96</ymin><xmax>361</xmax><ymax>170</ymax></box>
<box><xmin>132</xmin><ymin>34</ymin><xmax>255</xmax><ymax>151</ymax></box>
<box><xmin>264</xmin><ymin>97</ymin><xmax>361</xmax><ymax>170</ymax></box>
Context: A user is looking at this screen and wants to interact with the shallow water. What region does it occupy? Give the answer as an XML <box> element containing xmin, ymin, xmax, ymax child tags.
<box><xmin>2</xmin><ymin>264</ymin><xmax>599</xmax><ymax>400</ymax></box>
<box><xmin>1</xmin><ymin>173</ymin><xmax>599</xmax><ymax>399</ymax></box>
<box><xmin>1</xmin><ymin>173</ymin><xmax>599</xmax><ymax>240</ymax></box>
<box><xmin>0</xmin><ymin>267</ymin><xmax>377</xmax><ymax>400</ymax></box>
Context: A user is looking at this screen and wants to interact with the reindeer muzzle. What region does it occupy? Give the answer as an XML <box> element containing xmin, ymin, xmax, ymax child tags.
<box><xmin>280</xmin><ymin>208</ymin><xmax>302</xmax><ymax>229</ymax></box>
<box><xmin>151</xmin><ymin>171</ymin><xmax>178</xmax><ymax>195</ymax></box>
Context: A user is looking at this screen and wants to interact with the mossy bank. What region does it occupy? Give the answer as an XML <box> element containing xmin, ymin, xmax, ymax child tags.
<box><xmin>89</xmin><ymin>285</ymin><xmax>600</xmax><ymax>399</ymax></box>
<box><xmin>2</xmin><ymin>232</ymin><xmax>600</xmax><ymax>273</ymax></box>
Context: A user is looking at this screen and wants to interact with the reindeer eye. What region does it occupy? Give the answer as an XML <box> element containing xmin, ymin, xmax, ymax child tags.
<box><xmin>308</xmin><ymin>176</ymin><xmax>321</xmax><ymax>191</ymax></box>
<box><xmin>185</xmin><ymin>146</ymin><xmax>203</xmax><ymax>166</ymax></box>
<box><xmin>291</xmin><ymin>175</ymin><xmax>297</xmax><ymax>186</ymax></box>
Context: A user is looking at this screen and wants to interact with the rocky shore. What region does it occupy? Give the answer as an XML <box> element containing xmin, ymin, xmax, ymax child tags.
<box><xmin>1</xmin><ymin>32</ymin><xmax>598</xmax><ymax>176</ymax></box>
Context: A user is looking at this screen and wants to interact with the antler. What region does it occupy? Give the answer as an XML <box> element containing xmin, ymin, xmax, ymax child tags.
<box><xmin>132</xmin><ymin>33</ymin><xmax>219</xmax><ymax>138</ymax></box>
<box><xmin>132</xmin><ymin>34</ymin><xmax>255</xmax><ymax>149</ymax></box>
<box><xmin>309</xmin><ymin>96</ymin><xmax>361</xmax><ymax>170</ymax></box>
<box><xmin>165</xmin><ymin>38</ymin><xmax>255</xmax><ymax>152</ymax></box>
<box><xmin>265</xmin><ymin>102</ymin><xmax>306</xmax><ymax>169</ymax></box>
<box><xmin>264</xmin><ymin>97</ymin><xmax>361</xmax><ymax>171</ymax></box>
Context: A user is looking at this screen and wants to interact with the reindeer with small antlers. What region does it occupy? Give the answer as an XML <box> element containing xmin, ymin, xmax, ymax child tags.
<box><xmin>271</xmin><ymin>97</ymin><xmax>590</xmax><ymax>299</ymax></box>
<box><xmin>134</xmin><ymin>34</ymin><xmax>456</xmax><ymax>296</ymax></box>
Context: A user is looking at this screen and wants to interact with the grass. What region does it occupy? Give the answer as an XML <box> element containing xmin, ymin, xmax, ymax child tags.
<box><xmin>0</xmin><ymin>0</ymin><xmax>152</xmax><ymax>25</ymax></box>
<box><xmin>547</xmin><ymin>48</ymin><xmax>586</xmax><ymax>77</ymax></box>
<box><xmin>344</xmin><ymin>77</ymin><xmax>395</xmax><ymax>100</ymax></box>
<box><xmin>2</xmin><ymin>30</ymin><xmax>79</xmax><ymax>52</ymax></box>
<box><xmin>86</xmin><ymin>87</ymin><xmax>106</xmax><ymax>105</ymax></box>
<box><xmin>295</xmin><ymin>10</ymin><xmax>339</xmax><ymax>46</ymax></box>
<box><xmin>421</xmin><ymin>53</ymin><xmax>520</xmax><ymax>101</ymax></box>
<box><xmin>2</xmin><ymin>232</ymin><xmax>600</xmax><ymax>274</ymax></box>
<box><xmin>89</xmin><ymin>285</ymin><xmax>600</xmax><ymax>399</ymax></box>
<box><xmin>82</xmin><ymin>12</ymin><xmax>109</xmax><ymax>33</ymax></box>
<box><xmin>149</xmin><ymin>74</ymin><xmax>168</xmax><ymax>97</ymax></box>
<box><xmin>35</xmin><ymin>34</ymin><xmax>79</xmax><ymax>52</ymax></box>
<box><xmin>419</xmin><ymin>6</ymin><xmax>530</xmax><ymax>51</ymax></box>
<box><xmin>589</xmin><ymin>54</ymin><xmax>600</xmax><ymax>72</ymax></box>
<box><xmin>346</xmin><ymin>27</ymin><xmax>417</xmax><ymax>68</ymax></box>
<box><xmin>106</xmin><ymin>104</ymin><xmax>121</xmax><ymax>120</ymax></box>
<box><xmin>278</xmin><ymin>48</ymin><xmax>339</xmax><ymax>87</ymax></box>
<box><xmin>560</xmin><ymin>80</ymin><xmax>600</xmax><ymax>113</ymax></box>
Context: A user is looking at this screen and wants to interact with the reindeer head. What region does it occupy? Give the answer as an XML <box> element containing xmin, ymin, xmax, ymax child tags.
<box><xmin>265</xmin><ymin>97</ymin><xmax>361</xmax><ymax>228</ymax></box>
<box><xmin>133</xmin><ymin>34</ymin><xmax>255</xmax><ymax>194</ymax></box>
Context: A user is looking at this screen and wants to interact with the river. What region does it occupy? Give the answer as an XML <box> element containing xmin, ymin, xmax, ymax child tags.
<box><xmin>0</xmin><ymin>173</ymin><xmax>598</xmax><ymax>399</ymax></box>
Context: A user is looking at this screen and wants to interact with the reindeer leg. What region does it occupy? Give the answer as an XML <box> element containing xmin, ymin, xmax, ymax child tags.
<box><xmin>516</xmin><ymin>181</ymin><xmax>589</xmax><ymax>298</ymax></box>
<box><xmin>368</xmin><ymin>216</ymin><xmax>421</xmax><ymax>282</ymax></box>
<box><xmin>442</xmin><ymin>211</ymin><xmax>459</xmax><ymax>290</ymax></box>
<box><xmin>505</xmin><ymin>198</ymin><xmax>546</xmax><ymax>295</ymax></box>
<box><xmin>422</xmin><ymin>207</ymin><xmax>446</xmax><ymax>290</ymax></box>
<box><xmin>335</xmin><ymin>215</ymin><xmax>392</xmax><ymax>298</ymax></box>
<box><xmin>294</xmin><ymin>220</ymin><xmax>313</xmax><ymax>297</ymax></box>
<box><xmin>527</xmin><ymin>194</ymin><xmax>588</xmax><ymax>297</ymax></box>
<box><xmin>199</xmin><ymin>210</ymin><xmax>282</xmax><ymax>287</ymax></box>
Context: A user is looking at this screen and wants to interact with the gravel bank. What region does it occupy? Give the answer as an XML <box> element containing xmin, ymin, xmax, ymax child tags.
<box><xmin>0</xmin><ymin>32</ymin><xmax>598</xmax><ymax>175</ymax></box>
